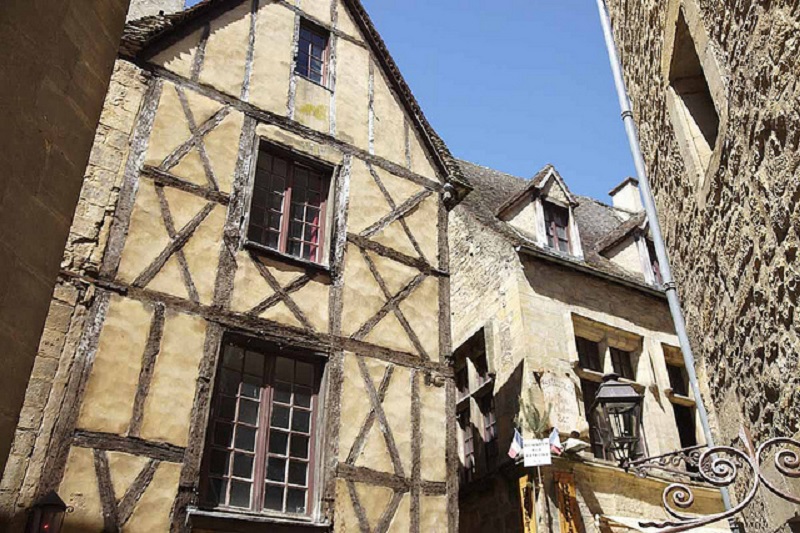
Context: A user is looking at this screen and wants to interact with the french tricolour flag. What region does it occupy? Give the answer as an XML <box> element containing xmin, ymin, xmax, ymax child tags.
<box><xmin>508</xmin><ymin>428</ymin><xmax>524</xmax><ymax>459</ymax></box>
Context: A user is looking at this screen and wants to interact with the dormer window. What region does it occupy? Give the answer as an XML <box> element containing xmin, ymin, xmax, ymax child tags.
<box><xmin>543</xmin><ymin>202</ymin><xmax>571</xmax><ymax>253</ymax></box>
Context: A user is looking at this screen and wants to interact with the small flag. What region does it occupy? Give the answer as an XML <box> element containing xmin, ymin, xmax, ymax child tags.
<box><xmin>508</xmin><ymin>428</ymin><xmax>524</xmax><ymax>459</ymax></box>
<box><xmin>549</xmin><ymin>428</ymin><xmax>563</xmax><ymax>456</ymax></box>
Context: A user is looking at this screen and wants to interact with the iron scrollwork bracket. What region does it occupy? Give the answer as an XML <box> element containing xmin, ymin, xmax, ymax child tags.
<box><xmin>622</xmin><ymin>429</ymin><xmax>800</xmax><ymax>532</ymax></box>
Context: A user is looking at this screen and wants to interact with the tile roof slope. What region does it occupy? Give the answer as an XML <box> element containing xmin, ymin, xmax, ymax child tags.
<box><xmin>119</xmin><ymin>0</ymin><xmax>469</xmax><ymax>193</ymax></box>
<box><xmin>456</xmin><ymin>159</ymin><xmax>660</xmax><ymax>293</ymax></box>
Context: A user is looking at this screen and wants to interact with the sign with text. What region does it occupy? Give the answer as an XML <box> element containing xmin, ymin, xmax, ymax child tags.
<box><xmin>523</xmin><ymin>438</ymin><xmax>551</xmax><ymax>467</ymax></box>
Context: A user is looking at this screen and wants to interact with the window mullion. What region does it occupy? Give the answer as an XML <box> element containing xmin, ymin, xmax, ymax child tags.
<box><xmin>253</xmin><ymin>358</ymin><xmax>275</xmax><ymax>513</ymax></box>
<box><xmin>280</xmin><ymin>165</ymin><xmax>294</xmax><ymax>254</ymax></box>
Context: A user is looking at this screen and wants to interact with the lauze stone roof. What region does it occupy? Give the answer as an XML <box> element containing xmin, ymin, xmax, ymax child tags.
<box><xmin>456</xmin><ymin>159</ymin><xmax>663</xmax><ymax>296</ymax></box>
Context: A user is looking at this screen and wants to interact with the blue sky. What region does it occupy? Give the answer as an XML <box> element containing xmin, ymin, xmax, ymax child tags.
<box><xmin>186</xmin><ymin>0</ymin><xmax>634</xmax><ymax>201</ymax></box>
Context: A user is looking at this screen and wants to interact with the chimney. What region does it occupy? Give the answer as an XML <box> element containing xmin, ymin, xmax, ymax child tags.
<box><xmin>608</xmin><ymin>177</ymin><xmax>643</xmax><ymax>213</ymax></box>
<box><xmin>127</xmin><ymin>0</ymin><xmax>185</xmax><ymax>21</ymax></box>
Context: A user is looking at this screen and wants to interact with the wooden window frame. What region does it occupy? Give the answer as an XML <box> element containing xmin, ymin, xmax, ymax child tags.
<box><xmin>543</xmin><ymin>201</ymin><xmax>571</xmax><ymax>254</ymax></box>
<box><xmin>247</xmin><ymin>144</ymin><xmax>331</xmax><ymax>266</ymax></box>
<box><xmin>666</xmin><ymin>362</ymin><xmax>689</xmax><ymax>397</ymax></box>
<box><xmin>478</xmin><ymin>393</ymin><xmax>498</xmax><ymax>466</ymax></box>
<box><xmin>457</xmin><ymin>405</ymin><xmax>475</xmax><ymax>485</ymax></box>
<box><xmin>610</xmin><ymin>347</ymin><xmax>636</xmax><ymax>381</ymax></box>
<box><xmin>454</xmin><ymin>329</ymin><xmax>497</xmax><ymax>483</ymax></box>
<box><xmin>200</xmin><ymin>337</ymin><xmax>324</xmax><ymax>519</ymax></box>
<box><xmin>575</xmin><ymin>337</ymin><xmax>603</xmax><ymax>373</ymax></box>
<box><xmin>295</xmin><ymin>20</ymin><xmax>330</xmax><ymax>87</ymax></box>
<box><xmin>580</xmin><ymin>378</ymin><xmax>604</xmax><ymax>459</ymax></box>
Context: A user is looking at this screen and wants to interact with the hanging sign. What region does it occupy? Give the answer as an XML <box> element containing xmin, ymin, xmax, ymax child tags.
<box><xmin>523</xmin><ymin>438</ymin><xmax>551</xmax><ymax>467</ymax></box>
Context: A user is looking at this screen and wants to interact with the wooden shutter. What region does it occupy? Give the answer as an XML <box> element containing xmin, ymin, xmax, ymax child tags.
<box><xmin>554</xmin><ymin>472</ymin><xmax>582</xmax><ymax>533</ymax></box>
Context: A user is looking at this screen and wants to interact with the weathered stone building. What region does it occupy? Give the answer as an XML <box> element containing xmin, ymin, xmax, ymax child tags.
<box><xmin>603</xmin><ymin>0</ymin><xmax>800</xmax><ymax>529</ymax></box>
<box><xmin>0</xmin><ymin>0</ymin><xmax>467</xmax><ymax>530</ymax></box>
<box><xmin>0</xmin><ymin>0</ymin><xmax>132</xmax><ymax>488</ymax></box>
<box><xmin>450</xmin><ymin>161</ymin><xmax>727</xmax><ymax>532</ymax></box>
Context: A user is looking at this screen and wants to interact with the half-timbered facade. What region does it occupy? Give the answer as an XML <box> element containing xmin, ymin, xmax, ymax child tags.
<box><xmin>0</xmin><ymin>1</ymin><xmax>468</xmax><ymax>531</ymax></box>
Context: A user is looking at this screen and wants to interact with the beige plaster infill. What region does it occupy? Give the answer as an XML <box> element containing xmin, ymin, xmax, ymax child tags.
<box><xmin>76</xmin><ymin>295</ymin><xmax>153</xmax><ymax>435</ymax></box>
<box><xmin>249</xmin><ymin>1</ymin><xmax>294</xmax><ymax>114</ymax></box>
<box><xmin>139</xmin><ymin>311</ymin><xmax>207</xmax><ymax>447</ymax></box>
<box><xmin>198</xmin><ymin>1</ymin><xmax>251</xmax><ymax>99</ymax></box>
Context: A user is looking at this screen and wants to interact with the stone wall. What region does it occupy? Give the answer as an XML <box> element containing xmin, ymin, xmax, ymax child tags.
<box><xmin>0</xmin><ymin>0</ymin><xmax>130</xmax><ymax>484</ymax></box>
<box><xmin>604</xmin><ymin>0</ymin><xmax>800</xmax><ymax>529</ymax></box>
<box><xmin>127</xmin><ymin>0</ymin><xmax>185</xmax><ymax>21</ymax></box>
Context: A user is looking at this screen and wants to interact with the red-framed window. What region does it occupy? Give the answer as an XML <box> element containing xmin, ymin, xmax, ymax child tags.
<box><xmin>202</xmin><ymin>339</ymin><xmax>321</xmax><ymax>517</ymax></box>
<box><xmin>248</xmin><ymin>146</ymin><xmax>329</xmax><ymax>264</ymax></box>
<box><xmin>575</xmin><ymin>337</ymin><xmax>602</xmax><ymax>372</ymax></box>
<box><xmin>543</xmin><ymin>202</ymin><xmax>571</xmax><ymax>253</ymax></box>
<box><xmin>295</xmin><ymin>21</ymin><xmax>329</xmax><ymax>85</ymax></box>
<box><xmin>610</xmin><ymin>347</ymin><xmax>635</xmax><ymax>381</ymax></box>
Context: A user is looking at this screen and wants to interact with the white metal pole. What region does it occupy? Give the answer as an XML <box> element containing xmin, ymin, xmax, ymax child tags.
<box><xmin>593</xmin><ymin>0</ymin><xmax>736</xmax><ymax>518</ymax></box>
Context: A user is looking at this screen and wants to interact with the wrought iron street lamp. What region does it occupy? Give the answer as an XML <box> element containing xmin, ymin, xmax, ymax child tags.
<box><xmin>26</xmin><ymin>491</ymin><xmax>68</xmax><ymax>533</ymax></box>
<box><xmin>590</xmin><ymin>373</ymin><xmax>643</xmax><ymax>463</ymax></box>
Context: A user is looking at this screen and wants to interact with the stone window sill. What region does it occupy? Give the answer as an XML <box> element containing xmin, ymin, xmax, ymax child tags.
<box><xmin>244</xmin><ymin>239</ymin><xmax>332</xmax><ymax>276</ymax></box>
<box><xmin>664</xmin><ymin>388</ymin><xmax>696</xmax><ymax>407</ymax></box>
<box><xmin>572</xmin><ymin>363</ymin><xmax>645</xmax><ymax>393</ymax></box>
<box><xmin>187</xmin><ymin>507</ymin><xmax>330</xmax><ymax>532</ymax></box>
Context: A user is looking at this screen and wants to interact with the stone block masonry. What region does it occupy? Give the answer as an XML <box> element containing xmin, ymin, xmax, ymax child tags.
<box><xmin>604</xmin><ymin>0</ymin><xmax>800</xmax><ymax>530</ymax></box>
<box><xmin>0</xmin><ymin>0</ymin><xmax>131</xmax><ymax>499</ymax></box>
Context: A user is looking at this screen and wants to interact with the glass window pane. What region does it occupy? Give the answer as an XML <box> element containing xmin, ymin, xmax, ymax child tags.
<box><xmin>296</xmin><ymin>362</ymin><xmax>314</xmax><ymax>386</ymax></box>
<box><xmin>264</xmin><ymin>484</ymin><xmax>284</xmax><ymax>511</ymax></box>
<box><xmin>294</xmin><ymin>387</ymin><xmax>311</xmax><ymax>408</ymax></box>
<box><xmin>229</xmin><ymin>480</ymin><xmax>251</xmax><ymax>508</ymax></box>
<box><xmin>286</xmin><ymin>488</ymin><xmax>307</xmax><ymax>514</ymax></box>
<box><xmin>266</xmin><ymin>231</ymin><xmax>280</xmax><ymax>249</ymax></box>
<box><xmin>238</xmin><ymin>399</ymin><xmax>259</xmax><ymax>425</ymax></box>
<box><xmin>208</xmin><ymin>478</ymin><xmax>226</xmax><ymax>506</ymax></box>
<box><xmin>273</xmin><ymin>158</ymin><xmax>288</xmax><ymax>177</ymax></box>
<box><xmin>244</xmin><ymin>351</ymin><xmax>264</xmax><ymax>376</ymax></box>
<box><xmin>290</xmin><ymin>434</ymin><xmax>310</xmax><ymax>459</ymax></box>
<box><xmin>274</xmin><ymin>383</ymin><xmax>292</xmax><ymax>404</ymax></box>
<box><xmin>213</xmin><ymin>423</ymin><xmax>233</xmax><ymax>447</ymax></box>
<box><xmin>267</xmin><ymin>457</ymin><xmax>286</xmax><ymax>482</ymax></box>
<box><xmin>269</xmin><ymin>193</ymin><xmax>284</xmax><ymax>211</ymax></box>
<box><xmin>287</xmin><ymin>240</ymin><xmax>302</xmax><ymax>258</ymax></box>
<box><xmin>288</xmin><ymin>461</ymin><xmax>307</xmax><ymax>486</ymax></box>
<box><xmin>268</xmin><ymin>212</ymin><xmax>283</xmax><ymax>231</ymax></box>
<box><xmin>209</xmin><ymin>450</ymin><xmax>229</xmax><ymax>476</ymax></box>
<box><xmin>223</xmin><ymin>346</ymin><xmax>244</xmax><ymax>370</ymax></box>
<box><xmin>232</xmin><ymin>453</ymin><xmax>254</xmax><ymax>479</ymax></box>
<box><xmin>219</xmin><ymin>396</ymin><xmax>237</xmax><ymax>420</ymax></box>
<box><xmin>275</xmin><ymin>357</ymin><xmax>293</xmax><ymax>381</ymax></box>
<box><xmin>240</xmin><ymin>380</ymin><xmax>260</xmax><ymax>400</ymax></box>
<box><xmin>219</xmin><ymin>370</ymin><xmax>239</xmax><ymax>395</ymax></box>
<box><xmin>292</xmin><ymin>410</ymin><xmax>311</xmax><ymax>433</ymax></box>
<box><xmin>269</xmin><ymin>431</ymin><xmax>289</xmax><ymax>456</ymax></box>
<box><xmin>235</xmin><ymin>426</ymin><xmax>257</xmax><ymax>452</ymax></box>
<box><xmin>304</xmin><ymin>207</ymin><xmax>320</xmax><ymax>225</ymax></box>
<box><xmin>289</xmin><ymin>220</ymin><xmax>303</xmax><ymax>239</ymax></box>
<box><xmin>271</xmin><ymin>405</ymin><xmax>290</xmax><ymax>429</ymax></box>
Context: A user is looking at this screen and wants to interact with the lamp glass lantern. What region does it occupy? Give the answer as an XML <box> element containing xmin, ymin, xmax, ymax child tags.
<box><xmin>590</xmin><ymin>373</ymin><xmax>644</xmax><ymax>463</ymax></box>
<box><xmin>26</xmin><ymin>491</ymin><xmax>67</xmax><ymax>533</ymax></box>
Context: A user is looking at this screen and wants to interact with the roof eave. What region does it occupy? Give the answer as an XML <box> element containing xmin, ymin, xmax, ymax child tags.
<box><xmin>516</xmin><ymin>244</ymin><xmax>666</xmax><ymax>299</ymax></box>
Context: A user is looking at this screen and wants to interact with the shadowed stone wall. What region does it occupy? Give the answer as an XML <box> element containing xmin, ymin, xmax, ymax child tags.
<box><xmin>0</xmin><ymin>0</ymin><xmax>130</xmax><ymax>490</ymax></box>
<box><xmin>604</xmin><ymin>0</ymin><xmax>800</xmax><ymax>529</ymax></box>
<box><xmin>127</xmin><ymin>0</ymin><xmax>185</xmax><ymax>21</ymax></box>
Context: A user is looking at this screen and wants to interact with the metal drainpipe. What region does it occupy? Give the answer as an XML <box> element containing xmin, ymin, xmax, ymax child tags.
<box><xmin>593</xmin><ymin>0</ymin><xmax>738</xmax><ymax>520</ymax></box>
